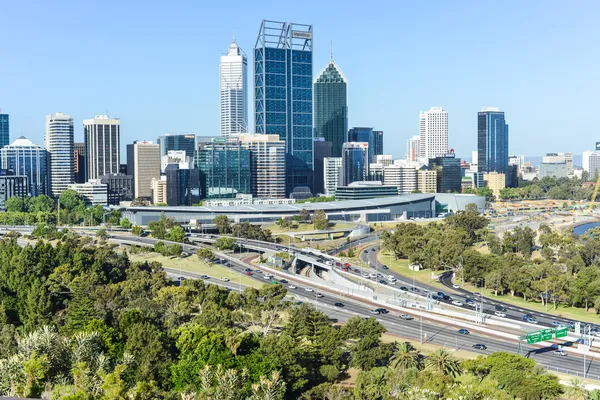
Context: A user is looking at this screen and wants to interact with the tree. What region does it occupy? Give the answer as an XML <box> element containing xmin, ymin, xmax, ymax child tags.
<box><xmin>445</xmin><ymin>204</ymin><xmax>488</xmax><ymax>244</ymax></box>
<box><xmin>26</xmin><ymin>195</ymin><xmax>55</xmax><ymax>213</ymax></box>
<box><xmin>197</xmin><ymin>248</ymin><xmax>214</xmax><ymax>263</ymax></box>
<box><xmin>5</xmin><ymin>196</ymin><xmax>26</xmax><ymax>212</ymax></box>
<box><xmin>425</xmin><ymin>349</ymin><xmax>462</xmax><ymax>377</ymax></box>
<box><xmin>95</xmin><ymin>229</ymin><xmax>108</xmax><ymax>240</ymax></box>
<box><xmin>214</xmin><ymin>216</ymin><xmax>231</xmax><ymax>234</ymax></box>
<box><xmin>298</xmin><ymin>209</ymin><xmax>310</xmax><ymax>223</ymax></box>
<box><xmin>120</xmin><ymin>218</ymin><xmax>132</xmax><ymax>229</ymax></box>
<box><xmin>390</xmin><ymin>342</ymin><xmax>422</xmax><ymax>371</ymax></box>
<box><xmin>167</xmin><ymin>225</ymin><xmax>187</xmax><ymax>242</ymax></box>
<box><xmin>131</xmin><ymin>225</ymin><xmax>143</xmax><ymax>236</ymax></box>
<box><xmin>312</xmin><ymin>209</ymin><xmax>329</xmax><ymax>231</ymax></box>
<box><xmin>215</xmin><ymin>237</ymin><xmax>236</xmax><ymax>251</ymax></box>
<box><xmin>276</xmin><ymin>217</ymin><xmax>293</xmax><ymax>229</ymax></box>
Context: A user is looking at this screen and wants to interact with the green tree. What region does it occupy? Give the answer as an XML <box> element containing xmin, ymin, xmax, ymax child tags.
<box><xmin>5</xmin><ymin>196</ymin><xmax>26</xmax><ymax>212</ymax></box>
<box><xmin>312</xmin><ymin>209</ymin><xmax>329</xmax><ymax>231</ymax></box>
<box><xmin>96</xmin><ymin>229</ymin><xmax>108</xmax><ymax>240</ymax></box>
<box><xmin>425</xmin><ymin>349</ymin><xmax>462</xmax><ymax>377</ymax></box>
<box><xmin>214</xmin><ymin>215</ymin><xmax>232</xmax><ymax>234</ymax></box>
<box><xmin>131</xmin><ymin>225</ymin><xmax>143</xmax><ymax>236</ymax></box>
<box><xmin>197</xmin><ymin>248</ymin><xmax>214</xmax><ymax>263</ymax></box>
<box><xmin>390</xmin><ymin>341</ymin><xmax>422</xmax><ymax>371</ymax></box>
<box><xmin>120</xmin><ymin>218</ymin><xmax>132</xmax><ymax>229</ymax></box>
<box><xmin>167</xmin><ymin>225</ymin><xmax>187</xmax><ymax>242</ymax></box>
<box><xmin>215</xmin><ymin>237</ymin><xmax>236</xmax><ymax>250</ymax></box>
<box><xmin>26</xmin><ymin>195</ymin><xmax>55</xmax><ymax>213</ymax></box>
<box><xmin>445</xmin><ymin>204</ymin><xmax>488</xmax><ymax>244</ymax></box>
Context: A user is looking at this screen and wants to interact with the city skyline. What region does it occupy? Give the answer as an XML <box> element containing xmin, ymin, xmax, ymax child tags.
<box><xmin>1</xmin><ymin>2</ymin><xmax>597</xmax><ymax>161</ymax></box>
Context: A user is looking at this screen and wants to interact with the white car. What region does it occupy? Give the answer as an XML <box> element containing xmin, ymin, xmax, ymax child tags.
<box><xmin>362</xmin><ymin>273</ymin><xmax>370</xmax><ymax>278</ymax></box>
<box><xmin>494</xmin><ymin>311</ymin><xmax>506</xmax><ymax>317</ymax></box>
<box><xmin>288</xmin><ymin>285</ymin><xmax>297</xmax><ymax>289</ymax></box>
<box><xmin>220</xmin><ymin>277</ymin><xmax>229</xmax><ymax>282</ymax></box>
<box><xmin>369</xmin><ymin>273</ymin><xmax>377</xmax><ymax>279</ymax></box>
<box><xmin>452</xmin><ymin>284</ymin><xmax>460</xmax><ymax>289</ymax></box>
<box><xmin>304</xmin><ymin>287</ymin><xmax>314</xmax><ymax>292</ymax></box>
<box><xmin>325</xmin><ymin>261</ymin><xmax>333</xmax><ymax>266</ymax></box>
<box><xmin>452</xmin><ymin>300</ymin><xmax>464</xmax><ymax>307</ymax></box>
<box><xmin>316</xmin><ymin>293</ymin><xmax>324</xmax><ymax>298</ymax></box>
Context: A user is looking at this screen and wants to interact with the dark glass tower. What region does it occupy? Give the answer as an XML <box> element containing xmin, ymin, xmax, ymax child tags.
<box><xmin>0</xmin><ymin>113</ymin><xmax>8</xmax><ymax>149</ymax></box>
<box><xmin>158</xmin><ymin>134</ymin><xmax>196</xmax><ymax>159</ymax></box>
<box><xmin>312</xmin><ymin>138</ymin><xmax>332</xmax><ymax>195</ymax></box>
<box><xmin>477</xmin><ymin>108</ymin><xmax>508</xmax><ymax>184</ymax></box>
<box><xmin>314</xmin><ymin>59</ymin><xmax>347</xmax><ymax>157</ymax></box>
<box><xmin>429</xmin><ymin>153</ymin><xmax>462</xmax><ymax>193</ymax></box>
<box><xmin>340</xmin><ymin>142</ymin><xmax>369</xmax><ymax>186</ymax></box>
<box><xmin>255</xmin><ymin>20</ymin><xmax>313</xmax><ymax>195</ymax></box>
<box><xmin>348</xmin><ymin>127</ymin><xmax>383</xmax><ymax>164</ymax></box>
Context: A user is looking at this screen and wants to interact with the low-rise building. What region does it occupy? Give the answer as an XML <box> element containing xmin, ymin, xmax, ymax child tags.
<box><xmin>151</xmin><ymin>176</ymin><xmax>167</xmax><ymax>205</ymax></box>
<box><xmin>69</xmin><ymin>179</ymin><xmax>107</xmax><ymax>206</ymax></box>
<box><xmin>203</xmin><ymin>194</ymin><xmax>296</xmax><ymax>207</ymax></box>
<box><xmin>100</xmin><ymin>174</ymin><xmax>133</xmax><ymax>205</ymax></box>
<box><xmin>539</xmin><ymin>162</ymin><xmax>568</xmax><ymax>179</ymax></box>
<box><xmin>335</xmin><ymin>181</ymin><xmax>399</xmax><ymax>200</ymax></box>
<box><xmin>417</xmin><ymin>170</ymin><xmax>437</xmax><ymax>193</ymax></box>
<box><xmin>483</xmin><ymin>172</ymin><xmax>505</xmax><ymax>199</ymax></box>
<box><xmin>0</xmin><ymin>172</ymin><xmax>28</xmax><ymax>209</ymax></box>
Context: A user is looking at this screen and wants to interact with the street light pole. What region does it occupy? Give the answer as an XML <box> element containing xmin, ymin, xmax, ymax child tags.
<box><xmin>420</xmin><ymin>312</ymin><xmax>423</xmax><ymax>344</ymax></box>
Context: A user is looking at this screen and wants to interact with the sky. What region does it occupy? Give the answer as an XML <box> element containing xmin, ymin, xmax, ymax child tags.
<box><xmin>1</xmin><ymin>0</ymin><xmax>599</xmax><ymax>162</ymax></box>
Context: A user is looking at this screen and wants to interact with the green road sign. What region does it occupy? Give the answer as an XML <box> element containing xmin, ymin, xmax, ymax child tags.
<box><xmin>541</xmin><ymin>329</ymin><xmax>553</xmax><ymax>341</ymax></box>
<box><xmin>555</xmin><ymin>326</ymin><xmax>568</xmax><ymax>338</ymax></box>
<box><xmin>527</xmin><ymin>331</ymin><xmax>542</xmax><ymax>344</ymax></box>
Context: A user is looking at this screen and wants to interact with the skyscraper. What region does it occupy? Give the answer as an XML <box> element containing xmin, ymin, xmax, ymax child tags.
<box><xmin>196</xmin><ymin>139</ymin><xmax>251</xmax><ymax>199</ymax></box>
<box><xmin>419</xmin><ymin>107</ymin><xmax>448</xmax><ymax>159</ymax></box>
<box><xmin>0</xmin><ymin>112</ymin><xmax>9</xmax><ymax>150</ymax></box>
<box><xmin>255</xmin><ymin>20</ymin><xmax>313</xmax><ymax>195</ymax></box>
<box><xmin>340</xmin><ymin>142</ymin><xmax>369</xmax><ymax>186</ymax></box>
<box><xmin>128</xmin><ymin>141</ymin><xmax>160</xmax><ymax>200</ymax></box>
<box><xmin>84</xmin><ymin>115</ymin><xmax>120</xmax><ymax>180</ymax></box>
<box><xmin>45</xmin><ymin>112</ymin><xmax>74</xmax><ymax>197</ymax></box>
<box><xmin>429</xmin><ymin>153</ymin><xmax>461</xmax><ymax>193</ymax></box>
<box><xmin>220</xmin><ymin>41</ymin><xmax>248</xmax><ymax>136</ymax></box>
<box><xmin>157</xmin><ymin>134</ymin><xmax>196</xmax><ymax>159</ymax></box>
<box><xmin>312</xmin><ymin>138</ymin><xmax>332</xmax><ymax>195</ymax></box>
<box><xmin>239</xmin><ymin>134</ymin><xmax>286</xmax><ymax>199</ymax></box>
<box><xmin>0</xmin><ymin>136</ymin><xmax>48</xmax><ymax>196</ymax></box>
<box><xmin>314</xmin><ymin>58</ymin><xmax>348</xmax><ymax>157</ymax></box>
<box><xmin>324</xmin><ymin>157</ymin><xmax>342</xmax><ymax>196</ymax></box>
<box><xmin>348</xmin><ymin>127</ymin><xmax>383</xmax><ymax>164</ymax></box>
<box><xmin>74</xmin><ymin>142</ymin><xmax>86</xmax><ymax>183</ymax></box>
<box><xmin>406</xmin><ymin>136</ymin><xmax>420</xmax><ymax>162</ymax></box>
<box><xmin>477</xmin><ymin>107</ymin><xmax>509</xmax><ymax>183</ymax></box>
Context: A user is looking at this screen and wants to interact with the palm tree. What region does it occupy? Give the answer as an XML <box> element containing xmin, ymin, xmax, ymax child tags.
<box><xmin>390</xmin><ymin>342</ymin><xmax>422</xmax><ymax>371</ymax></box>
<box><xmin>425</xmin><ymin>349</ymin><xmax>462</xmax><ymax>377</ymax></box>
<box><xmin>564</xmin><ymin>378</ymin><xmax>587</xmax><ymax>400</ymax></box>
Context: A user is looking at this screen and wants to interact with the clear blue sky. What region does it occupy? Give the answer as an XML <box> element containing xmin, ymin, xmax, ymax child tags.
<box><xmin>1</xmin><ymin>0</ymin><xmax>598</xmax><ymax>162</ymax></box>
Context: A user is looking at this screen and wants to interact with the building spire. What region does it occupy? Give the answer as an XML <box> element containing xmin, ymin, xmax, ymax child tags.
<box><xmin>232</xmin><ymin>30</ymin><xmax>236</xmax><ymax>43</ymax></box>
<box><xmin>330</xmin><ymin>41</ymin><xmax>333</xmax><ymax>61</ymax></box>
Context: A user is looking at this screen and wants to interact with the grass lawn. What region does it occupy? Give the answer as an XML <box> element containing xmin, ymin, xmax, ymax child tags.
<box><xmin>377</xmin><ymin>250</ymin><xmax>448</xmax><ymax>290</ymax></box>
<box><xmin>370</xmin><ymin>219</ymin><xmax>435</xmax><ymax>231</ymax></box>
<box><xmin>128</xmin><ymin>252</ymin><xmax>263</xmax><ymax>289</ymax></box>
<box><xmin>266</xmin><ymin>221</ymin><xmax>356</xmax><ymax>234</ymax></box>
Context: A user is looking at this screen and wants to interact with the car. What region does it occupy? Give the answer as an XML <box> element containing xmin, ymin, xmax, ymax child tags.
<box><xmin>335</xmin><ymin>262</ymin><xmax>341</xmax><ymax>267</ymax></box>
<box><xmin>551</xmin><ymin>321</ymin><xmax>562</xmax><ymax>327</ymax></box>
<box><xmin>468</xmin><ymin>302</ymin><xmax>477</xmax><ymax>308</ymax></box>
<box><xmin>465</xmin><ymin>298</ymin><xmax>474</xmax><ymax>304</ymax></box>
<box><xmin>382</xmin><ymin>265</ymin><xmax>389</xmax><ymax>270</ymax></box>
<box><xmin>343</xmin><ymin>263</ymin><xmax>351</xmax><ymax>267</ymax></box>
<box><xmin>316</xmin><ymin>293</ymin><xmax>324</xmax><ymax>298</ymax></box>
<box><xmin>369</xmin><ymin>309</ymin><xmax>380</xmax><ymax>315</ymax></box>
<box><xmin>280</xmin><ymin>279</ymin><xmax>288</xmax><ymax>284</ymax></box>
<box><xmin>263</xmin><ymin>275</ymin><xmax>272</xmax><ymax>280</ymax></box>
<box><xmin>494</xmin><ymin>311</ymin><xmax>506</xmax><ymax>317</ymax></box>
<box><xmin>377</xmin><ymin>273</ymin><xmax>384</xmax><ymax>278</ymax></box>
<box><xmin>472</xmin><ymin>344</ymin><xmax>487</xmax><ymax>350</ymax></box>
<box><xmin>452</xmin><ymin>284</ymin><xmax>460</xmax><ymax>289</ymax></box>
<box><xmin>354</xmin><ymin>268</ymin><xmax>360</xmax><ymax>273</ymax></box>
<box><xmin>363</xmin><ymin>250</ymin><xmax>368</xmax><ymax>253</ymax></box>
<box><xmin>458</xmin><ymin>329</ymin><xmax>470</xmax><ymax>335</ymax></box>
<box><xmin>399</xmin><ymin>314</ymin><xmax>414</xmax><ymax>320</ymax></box>
<box><xmin>200</xmin><ymin>275</ymin><xmax>209</xmax><ymax>280</ymax></box>
<box><xmin>432</xmin><ymin>295</ymin><xmax>440</xmax><ymax>301</ymax></box>
<box><xmin>375</xmin><ymin>308</ymin><xmax>389</xmax><ymax>314</ymax></box>
<box><xmin>245</xmin><ymin>268</ymin><xmax>252</xmax><ymax>272</ymax></box>
<box><xmin>288</xmin><ymin>285</ymin><xmax>297</xmax><ymax>289</ymax></box>
<box><xmin>220</xmin><ymin>277</ymin><xmax>229</xmax><ymax>282</ymax></box>
<box><xmin>325</xmin><ymin>261</ymin><xmax>333</xmax><ymax>266</ymax></box>
<box><xmin>443</xmin><ymin>295</ymin><xmax>451</xmax><ymax>301</ymax></box>
<box><xmin>378</xmin><ymin>280</ymin><xmax>388</xmax><ymax>285</ymax></box>
<box><xmin>452</xmin><ymin>300</ymin><xmax>464</xmax><ymax>307</ymax></box>
<box><xmin>521</xmin><ymin>314</ymin><xmax>532</xmax><ymax>321</ymax></box>
<box><xmin>553</xmin><ymin>350</ymin><xmax>568</xmax><ymax>356</ymax></box>
<box><xmin>334</xmin><ymin>302</ymin><xmax>344</xmax><ymax>307</ymax></box>
<box><xmin>245</xmin><ymin>271</ymin><xmax>253</xmax><ymax>276</ymax></box>
<box><xmin>296</xmin><ymin>301</ymin><xmax>303</xmax><ymax>305</ymax></box>
<box><xmin>341</xmin><ymin>267</ymin><xmax>349</xmax><ymax>272</ymax></box>
<box><xmin>437</xmin><ymin>291</ymin><xmax>445</xmax><ymax>297</ymax></box>
<box><xmin>387</xmin><ymin>280</ymin><xmax>396</xmax><ymax>285</ymax></box>
<box><xmin>362</xmin><ymin>273</ymin><xmax>370</xmax><ymax>278</ymax></box>
<box><xmin>369</xmin><ymin>273</ymin><xmax>377</xmax><ymax>279</ymax></box>
<box><xmin>494</xmin><ymin>305</ymin><xmax>507</xmax><ymax>312</ymax></box>
<box><xmin>527</xmin><ymin>317</ymin><xmax>538</xmax><ymax>324</ymax></box>
<box><xmin>410</xmin><ymin>287</ymin><xmax>420</xmax><ymax>293</ymax></box>
<box><xmin>304</xmin><ymin>287</ymin><xmax>314</xmax><ymax>292</ymax></box>
<box><xmin>400</xmin><ymin>286</ymin><xmax>408</xmax><ymax>291</ymax></box>
<box><xmin>473</xmin><ymin>292</ymin><xmax>482</xmax><ymax>297</ymax></box>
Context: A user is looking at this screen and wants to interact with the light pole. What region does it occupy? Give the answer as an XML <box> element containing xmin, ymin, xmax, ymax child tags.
<box><xmin>420</xmin><ymin>312</ymin><xmax>423</xmax><ymax>344</ymax></box>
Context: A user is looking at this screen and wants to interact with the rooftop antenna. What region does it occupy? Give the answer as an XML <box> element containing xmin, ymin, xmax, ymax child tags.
<box><xmin>330</xmin><ymin>41</ymin><xmax>333</xmax><ymax>61</ymax></box>
<box><xmin>232</xmin><ymin>30</ymin><xmax>236</xmax><ymax>43</ymax></box>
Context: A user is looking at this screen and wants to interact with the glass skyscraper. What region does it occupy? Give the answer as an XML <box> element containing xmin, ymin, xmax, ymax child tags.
<box><xmin>255</xmin><ymin>20</ymin><xmax>313</xmax><ymax>195</ymax></box>
<box><xmin>348</xmin><ymin>127</ymin><xmax>383</xmax><ymax>164</ymax></box>
<box><xmin>477</xmin><ymin>107</ymin><xmax>508</xmax><ymax>182</ymax></box>
<box><xmin>0</xmin><ymin>113</ymin><xmax>9</xmax><ymax>150</ymax></box>
<box><xmin>314</xmin><ymin>59</ymin><xmax>347</xmax><ymax>158</ymax></box>
<box><xmin>195</xmin><ymin>139</ymin><xmax>251</xmax><ymax>199</ymax></box>
<box><xmin>340</xmin><ymin>142</ymin><xmax>369</xmax><ymax>186</ymax></box>
<box><xmin>0</xmin><ymin>136</ymin><xmax>48</xmax><ymax>196</ymax></box>
<box><xmin>157</xmin><ymin>134</ymin><xmax>196</xmax><ymax>160</ymax></box>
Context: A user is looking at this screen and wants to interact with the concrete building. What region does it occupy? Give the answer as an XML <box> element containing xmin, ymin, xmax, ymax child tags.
<box><xmin>100</xmin><ymin>174</ymin><xmax>133</xmax><ymax>205</ymax></box>
<box><xmin>583</xmin><ymin>151</ymin><xmax>600</xmax><ymax>178</ymax></box>
<box><xmin>74</xmin><ymin>142</ymin><xmax>86</xmax><ymax>183</ymax></box>
<box><xmin>375</xmin><ymin>155</ymin><xmax>393</xmax><ymax>166</ymax></box>
<box><xmin>324</xmin><ymin>157</ymin><xmax>342</xmax><ymax>196</ymax></box>
<box><xmin>335</xmin><ymin>181</ymin><xmax>399</xmax><ymax>200</ymax></box>
<box><xmin>45</xmin><ymin>112</ymin><xmax>74</xmax><ymax>197</ymax></box>
<box><xmin>0</xmin><ymin>137</ymin><xmax>48</xmax><ymax>196</ymax></box>
<box><xmin>418</xmin><ymin>170</ymin><xmax>437</xmax><ymax>193</ymax></box>
<box><xmin>406</xmin><ymin>136</ymin><xmax>420</xmax><ymax>162</ymax></box>
<box><xmin>0</xmin><ymin>172</ymin><xmax>28</xmax><ymax>210</ymax></box>
<box><xmin>539</xmin><ymin>162</ymin><xmax>568</xmax><ymax>179</ymax></box>
<box><xmin>542</xmin><ymin>153</ymin><xmax>573</xmax><ymax>176</ymax></box>
<box><xmin>341</xmin><ymin>142</ymin><xmax>369</xmax><ymax>186</ymax></box>
<box><xmin>419</xmin><ymin>107</ymin><xmax>448</xmax><ymax>159</ymax></box>
<box><xmin>157</xmin><ymin>134</ymin><xmax>196</xmax><ymax>160</ymax></box>
<box><xmin>161</xmin><ymin>150</ymin><xmax>190</xmax><ymax>173</ymax></box>
<box><xmin>203</xmin><ymin>194</ymin><xmax>296</xmax><ymax>207</ymax></box>
<box><xmin>128</xmin><ymin>141</ymin><xmax>160</xmax><ymax>200</ymax></box>
<box><xmin>483</xmin><ymin>172</ymin><xmax>506</xmax><ymax>199</ymax></box>
<box><xmin>383</xmin><ymin>164</ymin><xmax>417</xmax><ymax>194</ymax></box>
<box><xmin>83</xmin><ymin>115</ymin><xmax>120</xmax><ymax>180</ymax></box>
<box><xmin>151</xmin><ymin>176</ymin><xmax>167</xmax><ymax>204</ymax></box>
<box><xmin>69</xmin><ymin>179</ymin><xmax>107</xmax><ymax>206</ymax></box>
<box><xmin>220</xmin><ymin>41</ymin><xmax>248</xmax><ymax>136</ymax></box>
<box><xmin>239</xmin><ymin>134</ymin><xmax>286</xmax><ymax>199</ymax></box>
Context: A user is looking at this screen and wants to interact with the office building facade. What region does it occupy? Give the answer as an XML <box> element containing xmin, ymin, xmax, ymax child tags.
<box><xmin>84</xmin><ymin>115</ymin><xmax>120</xmax><ymax>180</ymax></box>
<box><xmin>239</xmin><ymin>134</ymin><xmax>286</xmax><ymax>199</ymax></box>
<box><xmin>165</xmin><ymin>164</ymin><xmax>201</xmax><ymax>206</ymax></box>
<box><xmin>129</xmin><ymin>141</ymin><xmax>160</xmax><ymax>200</ymax></box>
<box><xmin>335</xmin><ymin>181</ymin><xmax>399</xmax><ymax>201</ymax></box>
<box><xmin>255</xmin><ymin>20</ymin><xmax>314</xmax><ymax>194</ymax></box>
<box><xmin>340</xmin><ymin>142</ymin><xmax>369</xmax><ymax>186</ymax></box>
<box><xmin>348</xmin><ymin>127</ymin><xmax>383</xmax><ymax>164</ymax></box>
<box><xmin>583</xmin><ymin>150</ymin><xmax>600</xmax><ymax>178</ymax></box>
<box><xmin>220</xmin><ymin>41</ymin><xmax>248</xmax><ymax>136</ymax></box>
<box><xmin>157</xmin><ymin>134</ymin><xmax>196</xmax><ymax>160</ymax></box>
<box><xmin>539</xmin><ymin>162</ymin><xmax>568</xmax><ymax>179</ymax></box>
<box><xmin>324</xmin><ymin>157</ymin><xmax>342</xmax><ymax>196</ymax></box>
<box><xmin>0</xmin><ymin>172</ymin><xmax>28</xmax><ymax>209</ymax></box>
<box><xmin>429</xmin><ymin>153</ymin><xmax>462</xmax><ymax>193</ymax></box>
<box><xmin>151</xmin><ymin>177</ymin><xmax>167</xmax><ymax>205</ymax></box>
<box><xmin>419</xmin><ymin>107</ymin><xmax>448</xmax><ymax>159</ymax></box>
<box><xmin>196</xmin><ymin>139</ymin><xmax>251</xmax><ymax>199</ymax></box>
<box><xmin>0</xmin><ymin>113</ymin><xmax>9</xmax><ymax>150</ymax></box>
<box><xmin>483</xmin><ymin>172</ymin><xmax>506</xmax><ymax>199</ymax></box>
<box><xmin>312</xmin><ymin>138</ymin><xmax>332</xmax><ymax>195</ymax></box>
<box><xmin>68</xmin><ymin>180</ymin><xmax>107</xmax><ymax>206</ymax></box>
<box><xmin>383</xmin><ymin>165</ymin><xmax>417</xmax><ymax>194</ymax></box>
<box><xmin>542</xmin><ymin>153</ymin><xmax>573</xmax><ymax>176</ymax></box>
<box><xmin>0</xmin><ymin>137</ymin><xmax>48</xmax><ymax>196</ymax></box>
<box><xmin>417</xmin><ymin>170</ymin><xmax>437</xmax><ymax>193</ymax></box>
<box><xmin>100</xmin><ymin>173</ymin><xmax>134</xmax><ymax>205</ymax></box>
<box><xmin>477</xmin><ymin>107</ymin><xmax>509</xmax><ymax>182</ymax></box>
<box><xmin>406</xmin><ymin>136</ymin><xmax>420</xmax><ymax>162</ymax></box>
<box><xmin>45</xmin><ymin>112</ymin><xmax>74</xmax><ymax>197</ymax></box>
<box><xmin>74</xmin><ymin>142</ymin><xmax>86</xmax><ymax>183</ymax></box>
<box><xmin>314</xmin><ymin>59</ymin><xmax>348</xmax><ymax>157</ymax></box>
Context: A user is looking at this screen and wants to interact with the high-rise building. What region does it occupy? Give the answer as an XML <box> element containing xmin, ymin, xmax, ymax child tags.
<box><xmin>45</xmin><ymin>112</ymin><xmax>74</xmax><ymax>197</ymax></box>
<box><xmin>255</xmin><ymin>20</ymin><xmax>313</xmax><ymax>194</ymax></box>
<box><xmin>314</xmin><ymin>58</ymin><xmax>347</xmax><ymax>157</ymax></box>
<box><xmin>340</xmin><ymin>142</ymin><xmax>369</xmax><ymax>186</ymax></box>
<box><xmin>583</xmin><ymin>150</ymin><xmax>600</xmax><ymax>178</ymax></box>
<box><xmin>419</xmin><ymin>107</ymin><xmax>448</xmax><ymax>160</ymax></box>
<box><xmin>0</xmin><ymin>112</ymin><xmax>9</xmax><ymax>150</ymax></box>
<box><xmin>429</xmin><ymin>153</ymin><xmax>461</xmax><ymax>193</ymax></box>
<box><xmin>128</xmin><ymin>141</ymin><xmax>160</xmax><ymax>200</ymax></box>
<box><xmin>239</xmin><ymin>134</ymin><xmax>286</xmax><ymax>199</ymax></box>
<box><xmin>483</xmin><ymin>172</ymin><xmax>506</xmax><ymax>199</ymax></box>
<box><xmin>220</xmin><ymin>41</ymin><xmax>248</xmax><ymax>136</ymax></box>
<box><xmin>383</xmin><ymin>165</ymin><xmax>417</xmax><ymax>194</ymax></box>
<box><xmin>417</xmin><ymin>170</ymin><xmax>437</xmax><ymax>193</ymax></box>
<box><xmin>0</xmin><ymin>172</ymin><xmax>28</xmax><ymax>209</ymax></box>
<box><xmin>477</xmin><ymin>107</ymin><xmax>509</xmax><ymax>182</ymax></box>
<box><xmin>83</xmin><ymin>115</ymin><xmax>120</xmax><ymax>180</ymax></box>
<box><xmin>312</xmin><ymin>138</ymin><xmax>332</xmax><ymax>195</ymax></box>
<box><xmin>542</xmin><ymin>153</ymin><xmax>573</xmax><ymax>176</ymax></box>
<box><xmin>406</xmin><ymin>136</ymin><xmax>420</xmax><ymax>162</ymax></box>
<box><xmin>324</xmin><ymin>157</ymin><xmax>342</xmax><ymax>196</ymax></box>
<box><xmin>0</xmin><ymin>137</ymin><xmax>48</xmax><ymax>196</ymax></box>
<box><xmin>196</xmin><ymin>139</ymin><xmax>251</xmax><ymax>199</ymax></box>
<box><xmin>157</xmin><ymin>134</ymin><xmax>196</xmax><ymax>160</ymax></box>
<box><xmin>348</xmin><ymin>127</ymin><xmax>383</xmax><ymax>164</ymax></box>
<box><xmin>74</xmin><ymin>142</ymin><xmax>86</xmax><ymax>183</ymax></box>
<box><xmin>100</xmin><ymin>173</ymin><xmax>133</xmax><ymax>205</ymax></box>
<box><xmin>165</xmin><ymin>164</ymin><xmax>201</xmax><ymax>206</ymax></box>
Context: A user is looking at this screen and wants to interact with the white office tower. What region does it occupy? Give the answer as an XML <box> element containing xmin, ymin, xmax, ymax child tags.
<box><xmin>470</xmin><ymin>150</ymin><xmax>479</xmax><ymax>172</ymax></box>
<box><xmin>406</xmin><ymin>136</ymin><xmax>420</xmax><ymax>161</ymax></box>
<box><xmin>375</xmin><ymin>155</ymin><xmax>393</xmax><ymax>166</ymax></box>
<box><xmin>583</xmin><ymin>151</ymin><xmax>600</xmax><ymax>178</ymax></box>
<box><xmin>383</xmin><ymin>164</ymin><xmax>417</xmax><ymax>194</ymax></box>
<box><xmin>83</xmin><ymin>115</ymin><xmax>120</xmax><ymax>180</ymax></box>
<box><xmin>239</xmin><ymin>134</ymin><xmax>286</xmax><ymax>198</ymax></box>
<box><xmin>45</xmin><ymin>112</ymin><xmax>74</xmax><ymax>197</ymax></box>
<box><xmin>542</xmin><ymin>153</ymin><xmax>573</xmax><ymax>176</ymax></box>
<box><xmin>324</xmin><ymin>157</ymin><xmax>342</xmax><ymax>196</ymax></box>
<box><xmin>508</xmin><ymin>155</ymin><xmax>525</xmax><ymax>174</ymax></box>
<box><xmin>419</xmin><ymin>107</ymin><xmax>448</xmax><ymax>160</ymax></box>
<box><xmin>220</xmin><ymin>41</ymin><xmax>248</xmax><ymax>136</ymax></box>
<box><xmin>161</xmin><ymin>150</ymin><xmax>190</xmax><ymax>172</ymax></box>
